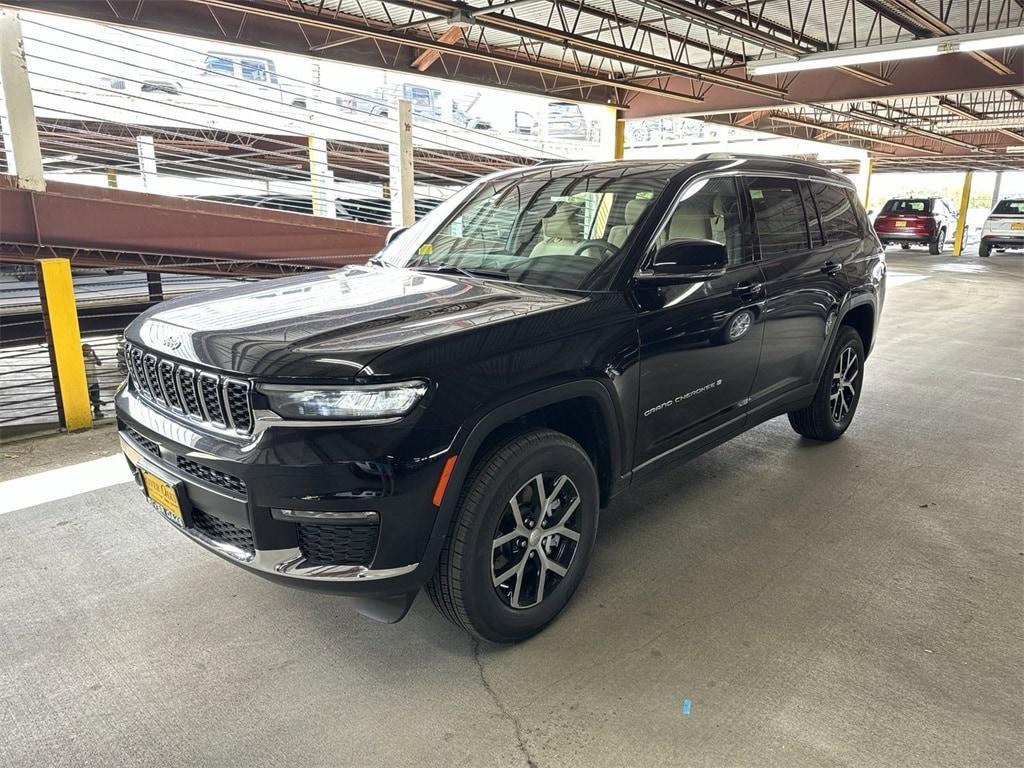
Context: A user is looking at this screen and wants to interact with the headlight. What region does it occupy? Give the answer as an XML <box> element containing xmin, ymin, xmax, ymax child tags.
<box><xmin>261</xmin><ymin>381</ymin><xmax>428</xmax><ymax>420</ymax></box>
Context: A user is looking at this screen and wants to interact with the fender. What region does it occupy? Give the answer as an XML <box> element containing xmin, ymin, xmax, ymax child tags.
<box><xmin>411</xmin><ymin>379</ymin><xmax>628</xmax><ymax>582</ymax></box>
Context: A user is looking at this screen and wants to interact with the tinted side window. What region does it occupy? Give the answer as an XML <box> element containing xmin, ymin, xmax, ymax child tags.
<box><xmin>809</xmin><ymin>182</ymin><xmax>861</xmax><ymax>242</ymax></box>
<box><xmin>746</xmin><ymin>176</ymin><xmax>810</xmax><ymax>258</ymax></box>
<box><xmin>656</xmin><ymin>177</ymin><xmax>753</xmax><ymax>265</ymax></box>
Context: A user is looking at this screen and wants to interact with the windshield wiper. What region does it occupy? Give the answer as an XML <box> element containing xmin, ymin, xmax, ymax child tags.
<box><xmin>412</xmin><ymin>264</ymin><xmax>510</xmax><ymax>280</ymax></box>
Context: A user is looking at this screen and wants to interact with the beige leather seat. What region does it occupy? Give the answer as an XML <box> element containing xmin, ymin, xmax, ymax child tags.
<box><xmin>529</xmin><ymin>206</ymin><xmax>583</xmax><ymax>257</ymax></box>
<box><xmin>656</xmin><ymin>205</ymin><xmax>712</xmax><ymax>248</ymax></box>
<box><xmin>607</xmin><ymin>198</ymin><xmax>649</xmax><ymax>249</ymax></box>
<box><xmin>655</xmin><ymin>194</ymin><xmax>731</xmax><ymax>252</ymax></box>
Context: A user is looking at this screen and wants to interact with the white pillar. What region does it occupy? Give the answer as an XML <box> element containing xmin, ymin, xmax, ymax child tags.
<box><xmin>136</xmin><ymin>135</ymin><xmax>156</xmax><ymax>191</ymax></box>
<box><xmin>306</xmin><ymin>62</ymin><xmax>335</xmax><ymax>218</ymax></box>
<box><xmin>992</xmin><ymin>171</ymin><xmax>1003</xmax><ymax>206</ymax></box>
<box><xmin>0</xmin><ymin>9</ymin><xmax>44</xmax><ymax>190</ymax></box>
<box><xmin>857</xmin><ymin>154</ymin><xmax>873</xmax><ymax>208</ymax></box>
<box><xmin>308</xmin><ymin>135</ymin><xmax>334</xmax><ymax>218</ymax></box>
<box><xmin>389</xmin><ymin>98</ymin><xmax>414</xmax><ymax>227</ymax></box>
<box><xmin>536</xmin><ymin>103</ymin><xmax>549</xmax><ymax>153</ymax></box>
<box><xmin>599</xmin><ymin>105</ymin><xmax>620</xmax><ymax>160</ymax></box>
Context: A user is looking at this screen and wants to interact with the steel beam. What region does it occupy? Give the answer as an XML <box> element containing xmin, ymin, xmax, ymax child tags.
<box><xmin>0</xmin><ymin>176</ymin><xmax>386</xmax><ymax>270</ymax></box>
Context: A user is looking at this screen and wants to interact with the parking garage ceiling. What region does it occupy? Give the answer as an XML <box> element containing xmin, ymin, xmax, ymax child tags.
<box><xmin>7</xmin><ymin>0</ymin><xmax>1024</xmax><ymax>170</ymax></box>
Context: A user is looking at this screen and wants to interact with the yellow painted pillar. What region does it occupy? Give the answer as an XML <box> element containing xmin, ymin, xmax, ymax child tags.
<box><xmin>614</xmin><ymin>116</ymin><xmax>625</xmax><ymax>160</ymax></box>
<box><xmin>38</xmin><ymin>258</ymin><xmax>92</xmax><ymax>431</ymax></box>
<box><xmin>953</xmin><ymin>170</ymin><xmax>973</xmax><ymax>257</ymax></box>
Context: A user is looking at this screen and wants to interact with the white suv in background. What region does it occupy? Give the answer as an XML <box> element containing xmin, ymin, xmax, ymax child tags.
<box><xmin>980</xmin><ymin>198</ymin><xmax>1024</xmax><ymax>257</ymax></box>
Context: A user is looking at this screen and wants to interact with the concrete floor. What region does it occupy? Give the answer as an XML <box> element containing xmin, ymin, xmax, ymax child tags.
<box><xmin>1</xmin><ymin>251</ymin><xmax>1021</xmax><ymax>767</ymax></box>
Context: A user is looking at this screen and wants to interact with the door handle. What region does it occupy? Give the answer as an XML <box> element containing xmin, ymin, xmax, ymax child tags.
<box><xmin>732</xmin><ymin>282</ymin><xmax>762</xmax><ymax>300</ymax></box>
<box><xmin>821</xmin><ymin>261</ymin><xmax>842</xmax><ymax>276</ymax></box>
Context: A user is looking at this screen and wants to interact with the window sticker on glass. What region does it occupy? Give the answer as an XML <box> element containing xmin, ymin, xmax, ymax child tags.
<box><xmin>450</xmin><ymin>219</ymin><xmax>464</xmax><ymax>238</ymax></box>
<box><xmin>418</xmin><ymin>243</ymin><xmax>433</xmax><ymax>256</ymax></box>
<box><xmin>750</xmin><ymin>189</ymin><xmax>765</xmax><ymax>200</ymax></box>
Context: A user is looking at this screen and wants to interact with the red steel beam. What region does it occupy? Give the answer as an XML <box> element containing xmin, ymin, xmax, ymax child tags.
<box><xmin>0</xmin><ymin>177</ymin><xmax>386</xmax><ymax>272</ymax></box>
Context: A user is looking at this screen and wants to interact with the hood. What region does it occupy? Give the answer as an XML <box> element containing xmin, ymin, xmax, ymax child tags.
<box><xmin>127</xmin><ymin>264</ymin><xmax>582</xmax><ymax>380</ymax></box>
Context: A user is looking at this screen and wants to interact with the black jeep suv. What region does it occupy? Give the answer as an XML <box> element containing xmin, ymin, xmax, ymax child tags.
<box><xmin>116</xmin><ymin>156</ymin><xmax>885</xmax><ymax>642</ymax></box>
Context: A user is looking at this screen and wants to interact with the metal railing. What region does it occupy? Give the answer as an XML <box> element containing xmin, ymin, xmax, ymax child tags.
<box><xmin>0</xmin><ymin>262</ymin><xmax>252</xmax><ymax>437</ymax></box>
<box><xmin>5</xmin><ymin>13</ymin><xmax>602</xmax><ymax>224</ymax></box>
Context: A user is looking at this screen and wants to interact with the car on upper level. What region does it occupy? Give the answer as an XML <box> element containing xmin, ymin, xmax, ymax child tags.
<box><xmin>115</xmin><ymin>155</ymin><xmax>885</xmax><ymax>642</ymax></box>
<box><xmin>873</xmin><ymin>197</ymin><xmax>958</xmax><ymax>254</ymax></box>
<box><xmin>979</xmin><ymin>197</ymin><xmax>1024</xmax><ymax>257</ymax></box>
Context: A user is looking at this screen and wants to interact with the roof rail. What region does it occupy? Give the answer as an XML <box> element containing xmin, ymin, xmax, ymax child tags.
<box><xmin>694</xmin><ymin>152</ymin><xmax>837</xmax><ymax>172</ymax></box>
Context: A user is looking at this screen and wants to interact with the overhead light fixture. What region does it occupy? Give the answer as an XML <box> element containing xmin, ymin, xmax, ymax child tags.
<box><xmin>932</xmin><ymin>117</ymin><xmax>1024</xmax><ymax>132</ymax></box>
<box><xmin>748</xmin><ymin>26</ymin><xmax>1023</xmax><ymax>76</ymax></box>
<box><xmin>960</xmin><ymin>30</ymin><xmax>1024</xmax><ymax>51</ymax></box>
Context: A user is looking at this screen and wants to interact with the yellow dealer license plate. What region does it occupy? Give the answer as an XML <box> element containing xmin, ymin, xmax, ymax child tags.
<box><xmin>142</xmin><ymin>470</ymin><xmax>184</xmax><ymax>526</ymax></box>
<box><xmin>1011</xmin><ymin>222</ymin><xmax>1024</xmax><ymax>231</ymax></box>
<box><xmin>894</xmin><ymin>221</ymin><xmax>907</xmax><ymax>228</ymax></box>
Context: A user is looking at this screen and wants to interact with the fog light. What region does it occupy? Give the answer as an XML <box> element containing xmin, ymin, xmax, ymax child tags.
<box><xmin>271</xmin><ymin>508</ymin><xmax>379</xmax><ymax>523</ymax></box>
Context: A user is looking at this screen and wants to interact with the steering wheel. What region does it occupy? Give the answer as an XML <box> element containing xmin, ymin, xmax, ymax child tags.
<box><xmin>573</xmin><ymin>239</ymin><xmax>618</xmax><ymax>259</ymax></box>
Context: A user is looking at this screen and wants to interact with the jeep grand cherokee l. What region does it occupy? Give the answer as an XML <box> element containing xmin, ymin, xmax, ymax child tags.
<box><xmin>116</xmin><ymin>156</ymin><xmax>885</xmax><ymax>643</ymax></box>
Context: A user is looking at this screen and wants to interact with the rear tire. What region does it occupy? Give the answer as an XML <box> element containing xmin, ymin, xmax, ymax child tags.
<box><xmin>979</xmin><ymin>241</ymin><xmax>991</xmax><ymax>258</ymax></box>
<box><xmin>929</xmin><ymin>228</ymin><xmax>944</xmax><ymax>255</ymax></box>
<box><xmin>426</xmin><ymin>428</ymin><xmax>599</xmax><ymax>643</ymax></box>
<box><xmin>900</xmin><ymin>243</ymin><xmax>910</xmax><ymax>250</ymax></box>
<box><xmin>788</xmin><ymin>326</ymin><xmax>865</xmax><ymax>441</ymax></box>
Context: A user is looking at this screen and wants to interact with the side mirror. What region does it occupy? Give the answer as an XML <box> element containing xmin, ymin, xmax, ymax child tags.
<box><xmin>385</xmin><ymin>226</ymin><xmax>408</xmax><ymax>246</ymax></box>
<box><xmin>637</xmin><ymin>239</ymin><xmax>728</xmax><ymax>285</ymax></box>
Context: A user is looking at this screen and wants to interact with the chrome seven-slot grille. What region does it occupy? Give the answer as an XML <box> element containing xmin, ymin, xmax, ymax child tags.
<box><xmin>125</xmin><ymin>343</ymin><xmax>253</xmax><ymax>434</ymax></box>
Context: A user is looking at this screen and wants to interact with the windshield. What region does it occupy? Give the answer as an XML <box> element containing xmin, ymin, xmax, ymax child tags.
<box><xmin>992</xmin><ymin>199</ymin><xmax>1024</xmax><ymax>215</ymax></box>
<box><xmin>377</xmin><ymin>164</ymin><xmax>676</xmax><ymax>290</ymax></box>
<box><xmin>882</xmin><ymin>199</ymin><xmax>932</xmax><ymax>214</ymax></box>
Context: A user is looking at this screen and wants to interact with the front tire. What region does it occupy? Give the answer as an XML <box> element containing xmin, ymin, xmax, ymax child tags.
<box><xmin>788</xmin><ymin>326</ymin><xmax>865</xmax><ymax>441</ymax></box>
<box><xmin>426</xmin><ymin>428</ymin><xmax>599</xmax><ymax>643</ymax></box>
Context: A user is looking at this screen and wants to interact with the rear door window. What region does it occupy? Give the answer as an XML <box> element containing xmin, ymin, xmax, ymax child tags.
<box><xmin>745</xmin><ymin>176</ymin><xmax>811</xmax><ymax>258</ymax></box>
<box><xmin>809</xmin><ymin>182</ymin><xmax>862</xmax><ymax>243</ymax></box>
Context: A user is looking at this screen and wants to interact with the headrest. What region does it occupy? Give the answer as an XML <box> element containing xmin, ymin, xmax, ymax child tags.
<box><xmin>624</xmin><ymin>198</ymin><xmax>648</xmax><ymax>226</ymax></box>
<box><xmin>540</xmin><ymin>206</ymin><xmax>581</xmax><ymax>240</ymax></box>
<box><xmin>711</xmin><ymin>195</ymin><xmax>726</xmax><ymax>217</ymax></box>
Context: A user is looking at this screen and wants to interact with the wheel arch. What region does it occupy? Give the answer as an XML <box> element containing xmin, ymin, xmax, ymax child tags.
<box><xmin>840</xmin><ymin>301</ymin><xmax>875</xmax><ymax>357</ymax></box>
<box><xmin>449</xmin><ymin>381</ymin><xmax>626</xmax><ymax>510</ymax></box>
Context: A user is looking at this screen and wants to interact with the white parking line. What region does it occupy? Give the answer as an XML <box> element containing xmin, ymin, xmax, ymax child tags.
<box><xmin>0</xmin><ymin>454</ymin><xmax>133</xmax><ymax>516</ymax></box>
<box><xmin>886</xmin><ymin>271</ymin><xmax>930</xmax><ymax>287</ymax></box>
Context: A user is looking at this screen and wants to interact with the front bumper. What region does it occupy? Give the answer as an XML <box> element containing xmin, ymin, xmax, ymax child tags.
<box><xmin>115</xmin><ymin>387</ymin><xmax>450</xmax><ymax>599</ymax></box>
<box><xmin>123</xmin><ymin>439</ymin><xmax>417</xmax><ymax>584</ymax></box>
